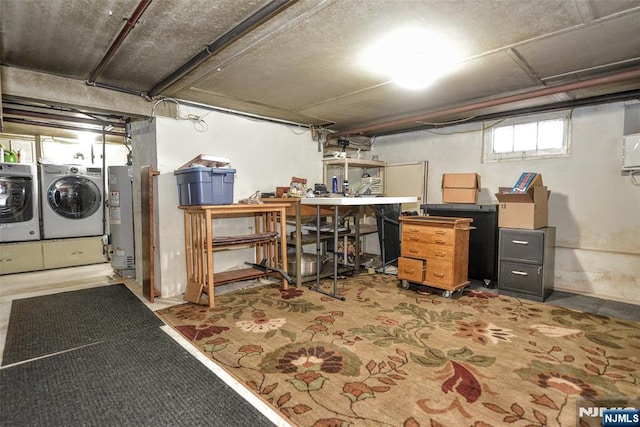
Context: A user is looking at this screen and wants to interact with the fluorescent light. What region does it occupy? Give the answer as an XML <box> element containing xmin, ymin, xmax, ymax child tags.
<box><xmin>360</xmin><ymin>27</ymin><xmax>465</xmax><ymax>90</ymax></box>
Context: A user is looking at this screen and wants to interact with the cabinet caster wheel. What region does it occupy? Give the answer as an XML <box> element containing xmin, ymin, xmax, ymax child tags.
<box><xmin>400</xmin><ymin>280</ymin><xmax>411</xmax><ymax>290</ymax></box>
<box><xmin>443</xmin><ymin>290</ymin><xmax>453</xmax><ymax>298</ymax></box>
<box><xmin>456</xmin><ymin>287</ymin><xmax>465</xmax><ymax>294</ymax></box>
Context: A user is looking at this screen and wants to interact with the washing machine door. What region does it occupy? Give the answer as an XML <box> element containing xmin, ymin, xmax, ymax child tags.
<box><xmin>0</xmin><ymin>176</ymin><xmax>34</xmax><ymax>223</ymax></box>
<box><xmin>47</xmin><ymin>177</ymin><xmax>101</xmax><ymax>219</ymax></box>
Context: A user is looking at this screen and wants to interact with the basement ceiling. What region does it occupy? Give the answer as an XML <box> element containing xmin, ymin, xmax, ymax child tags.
<box><xmin>1</xmin><ymin>0</ymin><xmax>640</xmax><ymax>138</ymax></box>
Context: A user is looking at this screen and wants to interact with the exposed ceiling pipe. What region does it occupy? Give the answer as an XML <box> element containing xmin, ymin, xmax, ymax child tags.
<box><xmin>86</xmin><ymin>0</ymin><xmax>153</xmax><ymax>84</ymax></box>
<box><xmin>2</xmin><ymin>108</ymin><xmax>125</xmax><ymax>129</ymax></box>
<box><xmin>174</xmin><ymin>98</ymin><xmax>313</xmax><ymax>129</ymax></box>
<box><xmin>339</xmin><ymin>68</ymin><xmax>640</xmax><ymax>137</ymax></box>
<box><xmin>372</xmin><ymin>89</ymin><xmax>640</xmax><ymax>137</ymax></box>
<box><xmin>90</xmin><ymin>80</ymin><xmax>151</xmax><ymax>101</ymax></box>
<box><xmin>147</xmin><ymin>0</ymin><xmax>296</xmax><ymax>98</ymax></box>
<box><xmin>3</xmin><ymin>117</ymin><xmax>127</xmax><ymax>137</ymax></box>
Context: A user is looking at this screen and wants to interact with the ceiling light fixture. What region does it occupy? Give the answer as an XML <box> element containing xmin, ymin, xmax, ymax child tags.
<box><xmin>360</xmin><ymin>27</ymin><xmax>465</xmax><ymax>90</ymax></box>
<box><xmin>73</xmin><ymin>131</ymin><xmax>100</xmax><ymax>144</ymax></box>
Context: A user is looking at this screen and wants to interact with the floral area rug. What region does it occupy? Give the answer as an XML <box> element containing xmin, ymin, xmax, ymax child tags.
<box><xmin>157</xmin><ymin>274</ymin><xmax>640</xmax><ymax>427</ymax></box>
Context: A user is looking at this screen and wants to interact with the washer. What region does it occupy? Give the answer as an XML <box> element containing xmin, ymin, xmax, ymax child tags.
<box><xmin>39</xmin><ymin>164</ymin><xmax>104</xmax><ymax>239</ymax></box>
<box><xmin>0</xmin><ymin>162</ymin><xmax>41</xmax><ymax>242</ymax></box>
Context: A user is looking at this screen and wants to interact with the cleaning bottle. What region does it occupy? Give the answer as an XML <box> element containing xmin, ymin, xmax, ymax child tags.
<box><xmin>4</xmin><ymin>149</ymin><xmax>17</xmax><ymax>163</ymax></box>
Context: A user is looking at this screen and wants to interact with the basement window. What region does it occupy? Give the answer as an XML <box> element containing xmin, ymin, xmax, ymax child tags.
<box><xmin>482</xmin><ymin>110</ymin><xmax>571</xmax><ymax>162</ymax></box>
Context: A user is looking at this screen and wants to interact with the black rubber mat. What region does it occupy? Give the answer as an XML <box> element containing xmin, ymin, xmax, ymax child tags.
<box><xmin>0</xmin><ymin>327</ymin><xmax>274</xmax><ymax>426</ymax></box>
<box><xmin>2</xmin><ymin>284</ymin><xmax>164</xmax><ymax>365</ymax></box>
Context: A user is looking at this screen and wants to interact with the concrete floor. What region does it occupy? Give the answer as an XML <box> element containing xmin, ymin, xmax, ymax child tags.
<box><xmin>463</xmin><ymin>279</ymin><xmax>640</xmax><ymax>323</ymax></box>
<box><xmin>545</xmin><ymin>290</ymin><xmax>640</xmax><ymax>323</ymax></box>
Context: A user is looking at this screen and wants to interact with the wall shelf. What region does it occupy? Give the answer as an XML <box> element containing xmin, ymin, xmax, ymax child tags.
<box><xmin>323</xmin><ymin>158</ymin><xmax>386</xmax><ymax>195</ymax></box>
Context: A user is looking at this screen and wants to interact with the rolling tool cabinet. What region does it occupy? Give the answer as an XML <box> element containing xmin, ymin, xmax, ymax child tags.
<box><xmin>398</xmin><ymin>216</ymin><xmax>473</xmax><ymax>297</ymax></box>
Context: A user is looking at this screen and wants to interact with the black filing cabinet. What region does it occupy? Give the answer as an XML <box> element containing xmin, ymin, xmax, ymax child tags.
<box><xmin>498</xmin><ymin>227</ymin><xmax>555</xmax><ymax>301</ymax></box>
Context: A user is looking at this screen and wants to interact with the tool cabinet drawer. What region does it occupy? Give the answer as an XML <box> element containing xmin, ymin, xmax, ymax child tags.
<box><xmin>403</xmin><ymin>231</ymin><xmax>453</xmax><ymax>246</ymax></box>
<box><xmin>401</xmin><ymin>241</ymin><xmax>454</xmax><ymax>261</ymax></box>
<box><xmin>398</xmin><ymin>257</ymin><xmax>424</xmax><ymax>283</ymax></box>
<box><xmin>424</xmin><ymin>259</ymin><xmax>454</xmax><ymax>287</ymax></box>
<box><xmin>499</xmin><ymin>229</ymin><xmax>544</xmax><ymax>263</ymax></box>
<box><xmin>403</xmin><ymin>224</ymin><xmax>454</xmax><ymax>237</ymax></box>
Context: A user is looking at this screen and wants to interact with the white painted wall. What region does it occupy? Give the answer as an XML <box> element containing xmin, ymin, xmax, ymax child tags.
<box><xmin>373</xmin><ymin>101</ymin><xmax>640</xmax><ymax>304</ymax></box>
<box><xmin>132</xmin><ymin>106</ymin><xmax>322</xmax><ymax>297</ymax></box>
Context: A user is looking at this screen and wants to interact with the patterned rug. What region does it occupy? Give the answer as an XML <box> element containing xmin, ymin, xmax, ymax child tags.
<box><xmin>157</xmin><ymin>274</ymin><xmax>640</xmax><ymax>427</ymax></box>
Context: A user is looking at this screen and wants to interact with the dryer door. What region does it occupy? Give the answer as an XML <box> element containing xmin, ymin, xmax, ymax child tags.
<box><xmin>0</xmin><ymin>176</ymin><xmax>34</xmax><ymax>223</ymax></box>
<box><xmin>47</xmin><ymin>177</ymin><xmax>101</xmax><ymax>219</ymax></box>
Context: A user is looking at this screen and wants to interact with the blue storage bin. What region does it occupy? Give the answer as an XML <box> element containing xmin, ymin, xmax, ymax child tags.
<box><xmin>174</xmin><ymin>167</ymin><xmax>236</xmax><ymax>205</ymax></box>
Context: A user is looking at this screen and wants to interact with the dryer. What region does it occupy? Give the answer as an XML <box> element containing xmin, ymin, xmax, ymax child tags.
<box><xmin>39</xmin><ymin>164</ymin><xmax>104</xmax><ymax>239</ymax></box>
<box><xmin>0</xmin><ymin>163</ymin><xmax>41</xmax><ymax>242</ymax></box>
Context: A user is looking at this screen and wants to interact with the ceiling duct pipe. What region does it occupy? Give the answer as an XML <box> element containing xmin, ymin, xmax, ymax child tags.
<box><xmin>86</xmin><ymin>0</ymin><xmax>153</xmax><ymax>85</ymax></box>
<box><xmin>339</xmin><ymin>68</ymin><xmax>640</xmax><ymax>137</ymax></box>
<box><xmin>147</xmin><ymin>0</ymin><xmax>296</xmax><ymax>98</ymax></box>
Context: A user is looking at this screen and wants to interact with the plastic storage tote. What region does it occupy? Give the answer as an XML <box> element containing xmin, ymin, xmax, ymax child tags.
<box><xmin>174</xmin><ymin>167</ymin><xmax>236</xmax><ymax>205</ymax></box>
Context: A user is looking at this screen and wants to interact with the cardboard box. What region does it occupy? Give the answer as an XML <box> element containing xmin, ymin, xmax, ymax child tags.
<box><xmin>179</xmin><ymin>154</ymin><xmax>231</xmax><ymax>170</ymax></box>
<box><xmin>495</xmin><ymin>185</ymin><xmax>549</xmax><ymax>229</ymax></box>
<box><xmin>442</xmin><ymin>173</ymin><xmax>480</xmax><ymax>203</ymax></box>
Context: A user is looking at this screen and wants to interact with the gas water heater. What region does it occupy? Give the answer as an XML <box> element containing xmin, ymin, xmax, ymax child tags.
<box><xmin>107</xmin><ymin>165</ymin><xmax>135</xmax><ymax>278</ymax></box>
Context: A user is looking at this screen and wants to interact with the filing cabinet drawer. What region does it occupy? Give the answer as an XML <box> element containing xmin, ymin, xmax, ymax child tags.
<box><xmin>499</xmin><ymin>229</ymin><xmax>544</xmax><ymax>263</ymax></box>
<box><xmin>401</xmin><ymin>241</ymin><xmax>454</xmax><ymax>261</ymax></box>
<box><xmin>398</xmin><ymin>257</ymin><xmax>425</xmax><ymax>283</ymax></box>
<box><xmin>499</xmin><ymin>261</ymin><xmax>543</xmax><ymax>297</ymax></box>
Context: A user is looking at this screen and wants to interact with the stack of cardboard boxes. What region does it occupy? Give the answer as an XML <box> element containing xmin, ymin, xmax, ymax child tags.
<box><xmin>439</xmin><ymin>171</ymin><xmax>550</xmax><ymax>229</ymax></box>
<box><xmin>495</xmin><ymin>172</ymin><xmax>549</xmax><ymax>229</ymax></box>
